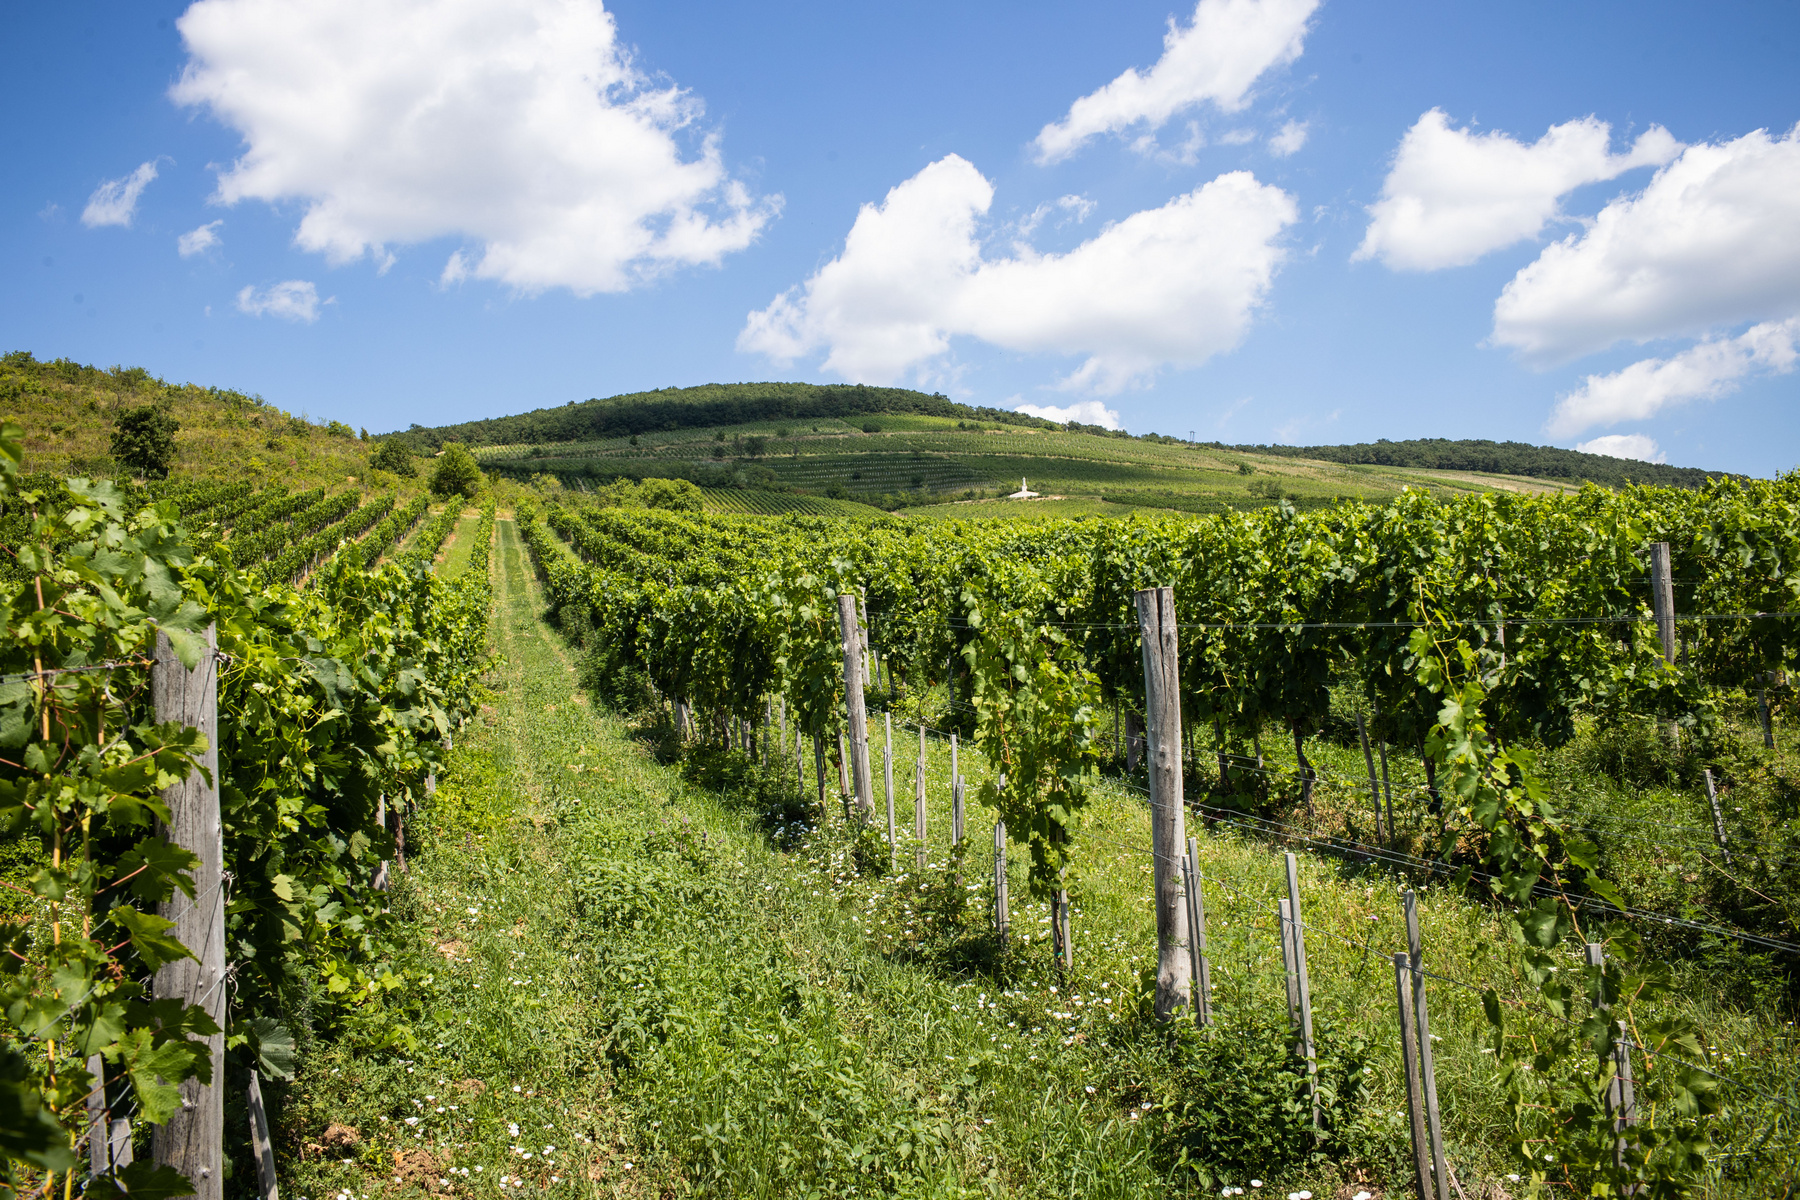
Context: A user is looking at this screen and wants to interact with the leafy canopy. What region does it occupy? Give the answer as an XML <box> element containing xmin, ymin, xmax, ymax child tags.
<box><xmin>429</xmin><ymin>442</ymin><xmax>482</xmax><ymax>498</ymax></box>
<box><xmin>110</xmin><ymin>404</ymin><xmax>180</xmax><ymax>479</ymax></box>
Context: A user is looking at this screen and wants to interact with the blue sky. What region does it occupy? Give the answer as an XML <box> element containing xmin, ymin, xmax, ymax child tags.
<box><xmin>3</xmin><ymin>1</ymin><xmax>1797</xmax><ymax>474</ymax></box>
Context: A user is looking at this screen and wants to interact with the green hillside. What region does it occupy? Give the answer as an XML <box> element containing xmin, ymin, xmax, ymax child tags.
<box><xmin>394</xmin><ymin>381</ymin><xmax>1731</xmax><ymax>517</ymax></box>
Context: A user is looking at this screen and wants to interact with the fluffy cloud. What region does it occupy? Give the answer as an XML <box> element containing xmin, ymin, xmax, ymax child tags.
<box><xmin>1014</xmin><ymin>400</ymin><xmax>1123</xmax><ymax>429</ymax></box>
<box><xmin>171</xmin><ymin>0</ymin><xmax>775</xmax><ymax>294</ymax></box>
<box><xmin>1574</xmin><ymin>433</ymin><xmax>1666</xmax><ymax>464</ymax></box>
<box><xmin>1546</xmin><ymin>318</ymin><xmax>1799</xmax><ymax>437</ymax></box>
<box><xmin>82</xmin><ymin>162</ymin><xmax>160</xmax><ymax>228</ymax></box>
<box><xmin>1495</xmin><ymin>127</ymin><xmax>1800</xmax><ymax>361</ymax></box>
<box><xmin>237</xmin><ymin>280</ymin><xmax>325</xmax><ymax>322</ymax></box>
<box><xmin>1268</xmin><ymin>119</ymin><xmax>1308</xmax><ymax>157</ymax></box>
<box><xmin>1033</xmin><ymin>0</ymin><xmax>1318</xmax><ymax>164</ymax></box>
<box><xmin>738</xmin><ymin>156</ymin><xmax>1296</xmax><ymax>393</ymax></box>
<box><xmin>178</xmin><ymin>220</ymin><xmax>223</xmax><ymax>257</ymax></box>
<box><xmin>1354</xmin><ymin>111</ymin><xmax>1678</xmax><ymax>271</ymax></box>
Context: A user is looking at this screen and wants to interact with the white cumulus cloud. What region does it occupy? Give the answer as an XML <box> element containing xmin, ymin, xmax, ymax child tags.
<box><xmin>1268</xmin><ymin>119</ymin><xmax>1308</xmax><ymax>157</ymax></box>
<box><xmin>738</xmin><ymin>156</ymin><xmax>1296</xmax><ymax>393</ymax></box>
<box><xmin>237</xmin><ymin>280</ymin><xmax>325</xmax><ymax>322</ymax></box>
<box><xmin>171</xmin><ymin>0</ymin><xmax>776</xmax><ymax>294</ymax></box>
<box><xmin>1014</xmin><ymin>400</ymin><xmax>1123</xmax><ymax>429</ymax></box>
<box><xmin>1495</xmin><ymin>126</ymin><xmax>1800</xmax><ymax>362</ymax></box>
<box><xmin>1546</xmin><ymin>318</ymin><xmax>1799</xmax><ymax>438</ymax></box>
<box><xmin>82</xmin><ymin>161</ymin><xmax>161</xmax><ymax>228</ymax></box>
<box><xmin>1354</xmin><ymin>110</ymin><xmax>1679</xmax><ymax>272</ymax></box>
<box><xmin>1574</xmin><ymin>434</ymin><xmax>1666</xmax><ymax>464</ymax></box>
<box><xmin>1033</xmin><ymin>0</ymin><xmax>1318</xmax><ymax>164</ymax></box>
<box><xmin>178</xmin><ymin>220</ymin><xmax>223</xmax><ymax>257</ymax></box>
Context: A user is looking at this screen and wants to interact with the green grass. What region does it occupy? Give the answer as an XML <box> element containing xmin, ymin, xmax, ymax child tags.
<box><xmin>437</xmin><ymin>510</ymin><xmax>485</xmax><ymax>578</ymax></box>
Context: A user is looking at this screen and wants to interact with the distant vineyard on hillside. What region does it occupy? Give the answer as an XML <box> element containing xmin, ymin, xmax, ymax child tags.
<box><xmin>699</xmin><ymin>486</ymin><xmax>885</xmax><ymax>518</ymax></box>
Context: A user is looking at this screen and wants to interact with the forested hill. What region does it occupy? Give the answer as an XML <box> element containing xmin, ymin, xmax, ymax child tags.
<box><xmin>1220</xmin><ymin>437</ymin><xmax>1734</xmax><ymax>490</ymax></box>
<box><xmin>390</xmin><ymin>382</ymin><xmax>1069</xmax><ymax>448</ymax></box>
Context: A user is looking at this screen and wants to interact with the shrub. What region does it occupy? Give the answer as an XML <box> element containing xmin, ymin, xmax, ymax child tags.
<box><xmin>638</xmin><ymin>477</ymin><xmax>703</xmax><ymax>514</ymax></box>
<box><xmin>369</xmin><ymin>438</ymin><xmax>416</xmax><ymax>477</ymax></box>
<box><xmin>109</xmin><ymin>404</ymin><xmax>179</xmax><ymax>478</ymax></box>
<box><xmin>429</xmin><ymin>443</ymin><xmax>483</xmax><ymax>498</ymax></box>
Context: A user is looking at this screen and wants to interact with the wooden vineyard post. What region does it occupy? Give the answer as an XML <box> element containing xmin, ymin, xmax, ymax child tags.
<box><xmin>1135</xmin><ymin>586</ymin><xmax>1191</xmax><ymax>1021</ymax></box>
<box><xmin>838</xmin><ymin>594</ymin><xmax>875</xmax><ymax>821</ymax></box>
<box><xmin>1278</xmin><ymin>899</ymin><xmax>1299</xmax><ymax>1026</ymax></box>
<box><xmin>153</xmin><ymin>628</ymin><xmax>225</xmax><ymax>1200</ymax></box>
<box><xmin>1182</xmin><ymin>837</ymin><xmax>1212</xmax><ymax>1026</ymax></box>
<box><xmin>1650</xmin><ymin>541</ymin><xmax>1681</xmax><ymax>745</ymax></box>
<box><xmin>836</xmin><ymin>733</ymin><xmax>851</xmax><ymax>820</ymax></box>
<box><xmin>1405</xmin><ymin>891</ymin><xmax>1450</xmax><ymax>1200</ymax></box>
<box><xmin>950</xmin><ymin>734</ymin><xmax>963</xmax><ymax>845</ymax></box>
<box><xmin>1376</xmin><ymin>718</ymin><xmax>1394</xmax><ymax>836</ymax></box>
<box><xmin>795</xmin><ymin>728</ymin><xmax>806</xmax><ymax>792</ymax></box>
<box><xmin>884</xmin><ymin>714</ymin><xmax>897</xmax><ymax>871</ymax></box>
<box><xmin>374</xmin><ymin>793</ymin><xmax>390</xmax><ymax>892</ymax></box>
<box><xmin>952</xmin><ymin>776</ymin><xmax>965</xmax><ymax>847</ymax></box>
<box><xmin>86</xmin><ymin>1053</ymin><xmax>131</xmax><ymax>1173</ymax></box>
<box><xmin>993</xmin><ymin>819</ymin><xmax>1009</xmax><ymax>944</ymax></box>
<box><xmin>1703</xmin><ymin>768</ymin><xmax>1732</xmax><ymax>865</ymax></box>
<box><xmin>1394</xmin><ymin>954</ymin><xmax>1435</xmax><ymax>1200</ymax></box>
<box><xmin>1649</xmin><ymin>542</ymin><xmax>1678</xmax><ymax>664</ymax></box>
<box><xmin>1284</xmin><ymin>853</ymin><xmax>1319</xmax><ymax>1126</ymax></box>
<box><xmin>1052</xmin><ymin>873</ymin><xmax>1072</xmax><ymax>974</ymax></box>
<box><xmin>1358</xmin><ymin>713</ymin><xmax>1384</xmax><ymax>845</ymax></box>
<box><xmin>813</xmin><ymin>735</ymin><xmax>826</xmax><ymax>815</ymax></box>
<box><xmin>246</xmin><ymin>1072</ymin><xmax>280</xmax><ymax>1200</ymax></box>
<box><xmin>779</xmin><ymin>699</ymin><xmax>789</xmax><ymax>756</ymax></box>
<box><xmin>914</xmin><ymin>723</ymin><xmax>928</xmax><ymax>869</ymax></box>
<box><xmin>1586</xmin><ymin>943</ymin><xmax>1639</xmax><ymax>1173</ymax></box>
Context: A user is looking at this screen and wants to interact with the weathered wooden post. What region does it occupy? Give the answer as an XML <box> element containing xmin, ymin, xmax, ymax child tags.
<box><xmin>914</xmin><ymin>723</ymin><xmax>928</xmax><ymax>868</ymax></box>
<box><xmin>1649</xmin><ymin>542</ymin><xmax>1677</xmax><ymax>663</ymax></box>
<box><xmin>884</xmin><ymin>714</ymin><xmax>897</xmax><ymax>870</ymax></box>
<box><xmin>839</xmin><ymin>594</ymin><xmax>874</xmax><ymax>820</ymax></box>
<box><xmin>86</xmin><ymin>1054</ymin><xmax>131</xmax><ymax>1173</ymax></box>
<box><xmin>373</xmin><ymin>792</ymin><xmax>390</xmax><ymax>892</ymax></box>
<box><xmin>1135</xmin><ymin>586</ymin><xmax>1190</xmax><ymax>1021</ymax></box>
<box><xmin>1278</xmin><ymin>898</ymin><xmax>1299</xmax><ymax>1026</ymax></box>
<box><xmin>246</xmin><ymin>1072</ymin><xmax>280</xmax><ymax>1200</ymax></box>
<box><xmin>1358</xmin><ymin>713</ymin><xmax>1384</xmax><ymax>845</ymax></box>
<box><xmin>1586</xmin><ymin>942</ymin><xmax>1639</xmax><ymax>1174</ymax></box>
<box><xmin>1703</xmin><ymin>769</ymin><xmax>1732</xmax><ymax>864</ymax></box>
<box><xmin>1284</xmin><ymin>853</ymin><xmax>1319</xmax><ymax>1126</ymax></box>
<box><xmin>1182</xmin><ymin>837</ymin><xmax>1211</xmax><ymax>1026</ymax></box>
<box><xmin>1395</xmin><ymin>954</ymin><xmax>1434</xmax><ymax>1200</ymax></box>
<box><xmin>993</xmin><ymin>818</ymin><xmax>1009</xmax><ymax>944</ymax></box>
<box><xmin>950</xmin><ymin>734</ymin><xmax>964</xmax><ymax>845</ymax></box>
<box><xmin>1405</xmin><ymin>892</ymin><xmax>1450</xmax><ymax>1200</ymax></box>
<box><xmin>1650</xmin><ymin>541</ymin><xmax>1681</xmax><ymax>745</ymax></box>
<box><xmin>153</xmin><ymin>628</ymin><xmax>224</xmax><ymax>1200</ymax></box>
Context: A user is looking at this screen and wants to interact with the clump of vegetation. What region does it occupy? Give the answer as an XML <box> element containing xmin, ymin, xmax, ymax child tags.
<box><xmin>110</xmin><ymin>403</ymin><xmax>180</xmax><ymax>478</ymax></box>
<box><xmin>369</xmin><ymin>437</ymin><xmax>417</xmax><ymax>477</ymax></box>
<box><xmin>429</xmin><ymin>442</ymin><xmax>483</xmax><ymax>498</ymax></box>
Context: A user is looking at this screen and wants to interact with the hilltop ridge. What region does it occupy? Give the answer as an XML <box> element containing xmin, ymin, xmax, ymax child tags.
<box><xmin>394</xmin><ymin>380</ymin><xmax>1733</xmax><ymax>492</ymax></box>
